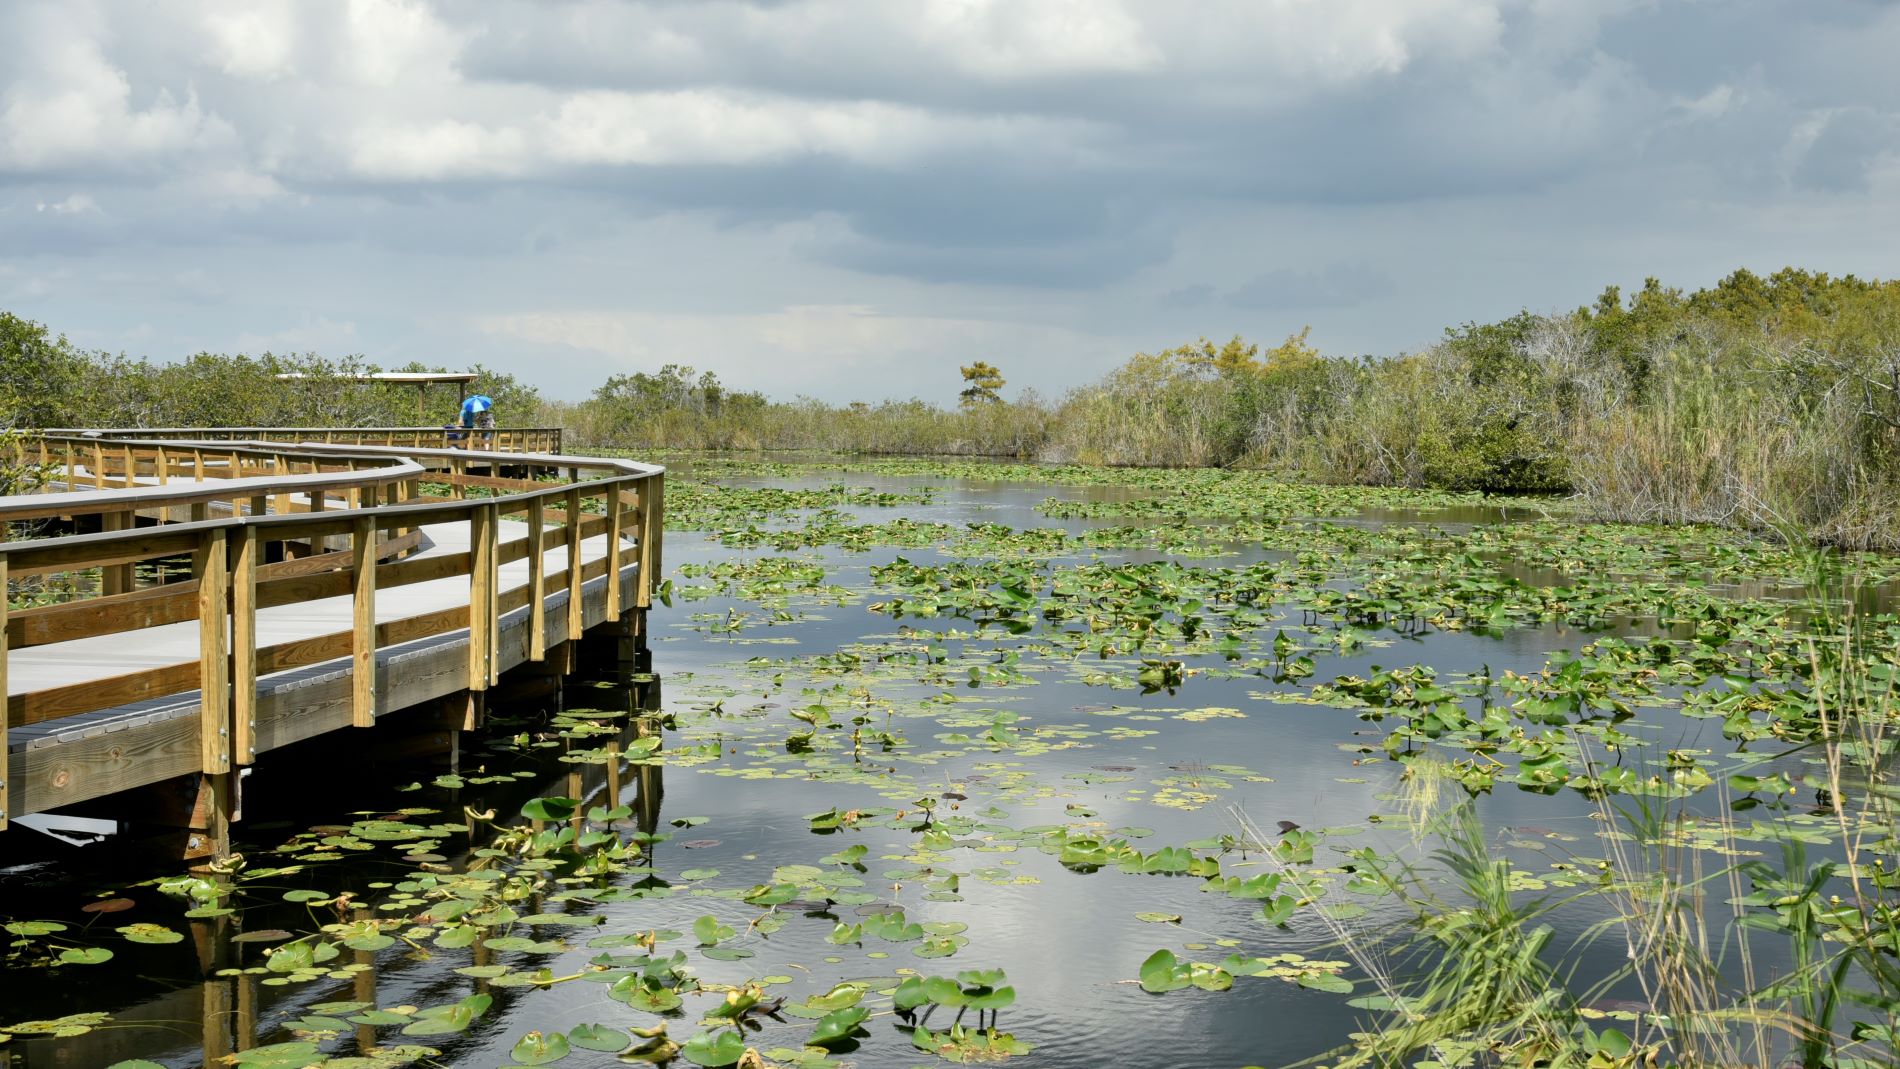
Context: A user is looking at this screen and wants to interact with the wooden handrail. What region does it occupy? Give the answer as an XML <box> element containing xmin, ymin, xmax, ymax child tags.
<box><xmin>42</xmin><ymin>426</ymin><xmax>565</xmax><ymax>454</ymax></box>
<box><xmin>0</xmin><ymin>432</ymin><xmax>661</xmax><ymax>826</ymax></box>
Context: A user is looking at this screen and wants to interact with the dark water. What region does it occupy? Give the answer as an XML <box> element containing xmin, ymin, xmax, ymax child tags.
<box><xmin>0</xmin><ymin>472</ymin><xmax>1823</xmax><ymax>1069</ymax></box>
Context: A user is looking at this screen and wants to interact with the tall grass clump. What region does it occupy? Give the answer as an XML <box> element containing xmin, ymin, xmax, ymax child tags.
<box><xmin>14</xmin><ymin>266</ymin><xmax>1900</xmax><ymax>547</ymax></box>
<box><xmin>556</xmin><ymin>363</ymin><xmax>1050</xmax><ymax>456</ymax></box>
<box><xmin>1265</xmin><ymin>541</ymin><xmax>1900</xmax><ymax>1068</ymax></box>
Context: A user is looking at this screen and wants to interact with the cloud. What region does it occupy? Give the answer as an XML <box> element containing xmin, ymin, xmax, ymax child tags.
<box><xmin>1792</xmin><ymin>107</ymin><xmax>1899</xmax><ymax>192</ymax></box>
<box><xmin>474</xmin><ymin>303</ymin><xmax>1109</xmax><ymax>399</ymax></box>
<box><xmin>199</xmin><ymin>0</ymin><xmax>299</xmax><ymax>81</ymax></box>
<box><xmin>1161</xmin><ymin>284</ymin><xmax>1217</xmax><ymax>309</ymax></box>
<box><xmin>0</xmin><ymin>6</ymin><xmax>234</xmax><ymax>173</ymax></box>
<box><xmin>347</xmin><ymin>119</ymin><xmax>531</xmax><ymax>181</ymax></box>
<box><xmin>2</xmin><ymin>0</ymin><xmax>1898</xmax><ymax>400</ymax></box>
<box><xmin>234</xmin><ymin>314</ymin><xmax>361</xmax><ymax>355</ymax></box>
<box><xmin>36</xmin><ymin>193</ymin><xmax>100</xmax><ymax>215</ymax></box>
<box><xmin>1223</xmin><ymin>264</ymin><xmax>1397</xmax><ymax>310</ymax></box>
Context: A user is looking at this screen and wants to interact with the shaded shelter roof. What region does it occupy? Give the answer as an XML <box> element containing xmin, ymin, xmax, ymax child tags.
<box><xmin>273</xmin><ymin>372</ymin><xmax>479</xmax><ymax>385</ymax></box>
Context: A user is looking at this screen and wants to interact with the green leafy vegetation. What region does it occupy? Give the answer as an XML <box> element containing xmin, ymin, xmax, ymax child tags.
<box><xmin>15</xmin><ymin>266</ymin><xmax>1900</xmax><ymax>544</ymax></box>
<box><xmin>12</xmin><ymin>357</ymin><xmax>1900</xmax><ymax>1066</ymax></box>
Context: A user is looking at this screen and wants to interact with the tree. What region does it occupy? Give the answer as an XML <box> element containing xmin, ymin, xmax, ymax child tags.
<box><xmin>1261</xmin><ymin>327</ymin><xmax>1320</xmax><ymax>373</ymax></box>
<box><xmin>0</xmin><ymin>312</ymin><xmax>90</xmax><ymax>428</ymax></box>
<box><xmin>959</xmin><ymin>361</ymin><xmax>1006</xmax><ymax>406</ymax></box>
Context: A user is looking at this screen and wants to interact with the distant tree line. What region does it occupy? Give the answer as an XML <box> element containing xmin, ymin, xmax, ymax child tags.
<box><xmin>9</xmin><ymin>266</ymin><xmax>1900</xmax><ymax>545</ymax></box>
<box><xmin>0</xmin><ymin>312</ymin><xmax>537</xmax><ymax>432</ymax></box>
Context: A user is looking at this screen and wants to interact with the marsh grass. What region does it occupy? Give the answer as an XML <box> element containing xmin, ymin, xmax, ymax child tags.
<box><xmin>1276</xmin><ymin>537</ymin><xmax>1900</xmax><ymax>1069</ymax></box>
<box><xmin>1242</xmin><ymin>766</ymin><xmax>1612</xmax><ymax>1069</ymax></box>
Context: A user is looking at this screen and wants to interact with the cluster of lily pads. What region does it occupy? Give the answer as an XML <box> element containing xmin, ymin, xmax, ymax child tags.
<box><xmin>9</xmin><ymin>454</ymin><xmax>1900</xmax><ymax>1069</ymax></box>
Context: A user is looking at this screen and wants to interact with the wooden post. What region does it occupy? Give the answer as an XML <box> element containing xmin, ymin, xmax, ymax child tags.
<box><xmin>638</xmin><ymin>477</ymin><xmax>664</xmax><ymax>610</ymax></box>
<box><xmin>468</xmin><ymin>504</ymin><xmax>496</xmax><ymax>692</ymax></box>
<box><xmin>527</xmin><ymin>496</ymin><xmax>547</xmax><ymax>661</ymax></box>
<box><xmin>450</xmin><ymin>456</ymin><xmax>467</xmax><ymax>499</ymax></box>
<box><xmin>192</xmin><ymin>447</ymin><xmax>205</xmax><ymax>481</ymax></box>
<box><xmin>1</xmin><ymin>555</ymin><xmax>8</xmax><ymax>830</ymax></box>
<box><xmin>483</xmin><ymin>502</ymin><xmax>500</xmax><ymax>687</ymax></box>
<box><xmin>233</xmin><ymin>527</ymin><xmax>259</xmax><ymax>765</ymax></box>
<box><xmin>351</xmin><ymin>514</ymin><xmax>377</xmax><ymax>727</ymax></box>
<box><xmin>388</xmin><ymin>477</ymin><xmax>408</xmax><ymax>546</ymax></box>
<box><xmin>154</xmin><ymin>444</ymin><xmax>169</xmax><ymax>484</ymax></box>
<box><xmin>606</xmin><ymin>484</ymin><xmax>624</xmax><ymax>620</ymax></box>
<box><xmin>307</xmin><ymin>480</ymin><xmax>326</xmax><ymax>554</ymax></box>
<box><xmin>564</xmin><ymin>486</ymin><xmax>584</xmax><ymax>639</ymax></box>
<box><xmin>92</xmin><ymin>441</ymin><xmax>105</xmax><ymax>488</ymax></box>
<box><xmin>102</xmin><ymin>511</ymin><xmax>133</xmax><ymax>595</ymax></box>
<box><xmin>272</xmin><ymin>454</ymin><xmax>292</xmax><ymax>517</ymax></box>
<box><xmin>197</xmin><ymin>527</ymin><xmax>232</xmax><ymax>777</ymax></box>
<box><xmin>249</xmin><ymin>494</ymin><xmax>267</xmax><ymax>519</ymax></box>
<box><xmin>120</xmin><ymin>444</ymin><xmax>134</xmax><ymax>485</ymax></box>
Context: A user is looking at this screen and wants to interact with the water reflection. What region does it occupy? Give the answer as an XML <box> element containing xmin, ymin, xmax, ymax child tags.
<box><xmin>0</xmin><ymin>670</ymin><xmax>668</xmax><ymax>1069</ymax></box>
<box><xmin>2</xmin><ymin>467</ymin><xmax>1881</xmax><ymax>1069</ymax></box>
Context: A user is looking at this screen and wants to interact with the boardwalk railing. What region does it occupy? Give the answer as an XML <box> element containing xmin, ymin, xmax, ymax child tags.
<box><xmin>0</xmin><ymin>433</ymin><xmax>659</xmax><ymax>838</ymax></box>
<box><xmin>42</xmin><ymin>426</ymin><xmax>564</xmax><ymax>454</ymax></box>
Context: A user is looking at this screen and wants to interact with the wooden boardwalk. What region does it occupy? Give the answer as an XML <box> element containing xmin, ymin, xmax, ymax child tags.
<box><xmin>0</xmin><ymin>430</ymin><xmax>662</xmax><ymax>855</ymax></box>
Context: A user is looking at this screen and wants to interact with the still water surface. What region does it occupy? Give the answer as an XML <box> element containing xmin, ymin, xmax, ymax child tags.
<box><xmin>0</xmin><ymin>469</ymin><xmax>1817</xmax><ymax>1069</ymax></box>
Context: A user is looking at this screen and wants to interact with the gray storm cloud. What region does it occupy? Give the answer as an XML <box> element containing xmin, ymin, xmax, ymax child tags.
<box><xmin>0</xmin><ymin>0</ymin><xmax>1896</xmax><ymax>401</ymax></box>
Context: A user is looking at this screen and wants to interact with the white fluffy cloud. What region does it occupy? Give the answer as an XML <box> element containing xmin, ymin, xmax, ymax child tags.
<box><xmin>0</xmin><ymin>0</ymin><xmax>1895</xmax><ymax>401</ymax></box>
<box><xmin>0</xmin><ymin>6</ymin><xmax>233</xmax><ymax>172</ymax></box>
<box><xmin>0</xmin><ymin>0</ymin><xmax>1569</xmax><ymax>183</ymax></box>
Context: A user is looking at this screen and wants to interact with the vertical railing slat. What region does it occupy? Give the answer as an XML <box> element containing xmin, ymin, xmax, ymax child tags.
<box><xmin>198</xmin><ymin>528</ymin><xmax>232</xmax><ymax>775</ymax></box>
<box><xmin>482</xmin><ymin>501</ymin><xmax>500</xmax><ymax>686</ymax></box>
<box><xmin>527</xmin><ymin>496</ymin><xmax>547</xmax><ymax>661</ymax></box>
<box><xmin>273</xmin><ymin>453</ymin><xmax>292</xmax><ymax>516</ymax></box>
<box><xmin>638</xmin><ymin>476</ymin><xmax>664</xmax><ymax>610</ymax></box>
<box><xmin>233</xmin><ymin>527</ymin><xmax>258</xmax><ymax>765</ymax></box>
<box><xmin>351</xmin><ymin>512</ymin><xmax>377</xmax><ymax>727</ymax></box>
<box><xmin>564</xmin><ymin>486</ymin><xmax>584</xmax><ymax>640</ymax></box>
<box><xmin>606</xmin><ymin>484</ymin><xmax>624</xmax><ymax>620</ymax></box>
<box><xmin>469</xmin><ymin>504</ymin><xmax>494</xmax><ymax>692</ymax></box>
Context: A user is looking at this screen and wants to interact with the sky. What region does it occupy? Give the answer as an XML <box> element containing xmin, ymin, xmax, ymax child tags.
<box><xmin>2</xmin><ymin>0</ymin><xmax>1897</xmax><ymax>404</ymax></box>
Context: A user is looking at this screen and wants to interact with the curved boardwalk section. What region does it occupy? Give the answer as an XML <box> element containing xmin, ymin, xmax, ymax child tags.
<box><xmin>0</xmin><ymin>431</ymin><xmax>661</xmax><ymax>854</ymax></box>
